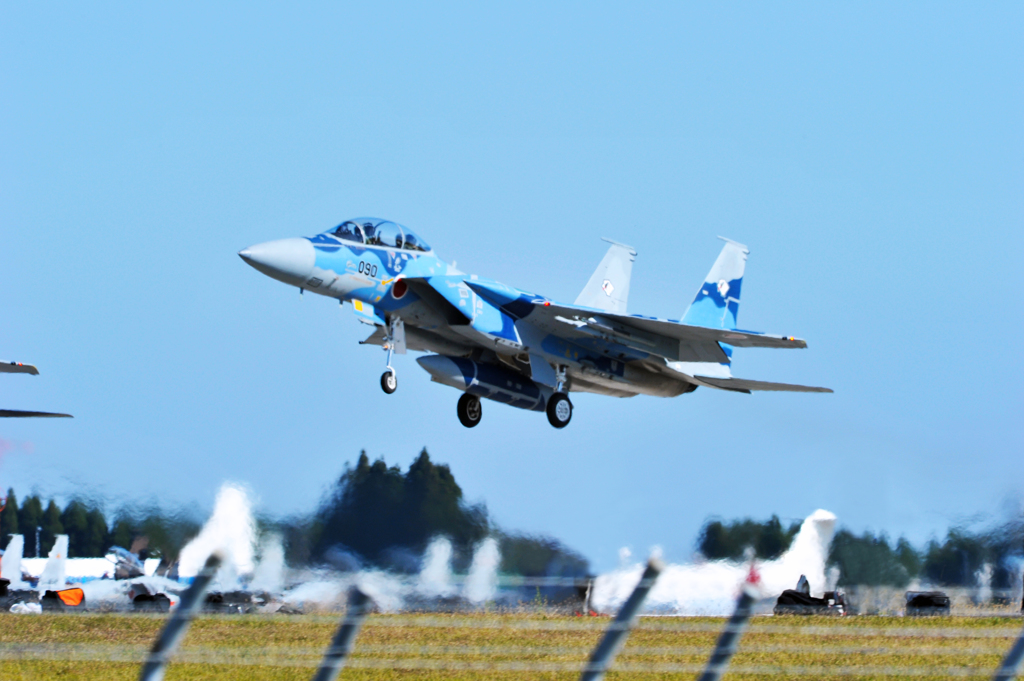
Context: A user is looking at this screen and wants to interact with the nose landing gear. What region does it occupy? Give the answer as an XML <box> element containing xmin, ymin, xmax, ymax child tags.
<box><xmin>379</xmin><ymin>316</ymin><xmax>405</xmax><ymax>395</ymax></box>
<box><xmin>457</xmin><ymin>393</ymin><xmax>482</xmax><ymax>428</ymax></box>
<box><xmin>546</xmin><ymin>393</ymin><xmax>572</xmax><ymax>428</ymax></box>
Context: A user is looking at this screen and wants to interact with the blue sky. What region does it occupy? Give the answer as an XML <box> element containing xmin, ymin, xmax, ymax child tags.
<box><xmin>2</xmin><ymin>3</ymin><xmax>1021</xmax><ymax>571</ymax></box>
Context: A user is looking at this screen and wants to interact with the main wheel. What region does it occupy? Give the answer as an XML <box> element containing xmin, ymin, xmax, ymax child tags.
<box><xmin>546</xmin><ymin>393</ymin><xmax>572</xmax><ymax>428</ymax></box>
<box><xmin>380</xmin><ymin>370</ymin><xmax>397</xmax><ymax>394</ymax></box>
<box><xmin>457</xmin><ymin>393</ymin><xmax>482</xmax><ymax>428</ymax></box>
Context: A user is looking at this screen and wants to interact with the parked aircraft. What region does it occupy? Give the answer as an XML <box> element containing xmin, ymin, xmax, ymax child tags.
<box><xmin>240</xmin><ymin>218</ymin><xmax>830</xmax><ymax>428</ymax></box>
<box><xmin>1</xmin><ymin>362</ymin><xmax>71</xmax><ymax>418</ymax></box>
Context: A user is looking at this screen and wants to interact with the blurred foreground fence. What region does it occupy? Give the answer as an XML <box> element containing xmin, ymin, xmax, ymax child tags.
<box><xmin>1</xmin><ymin>565</ymin><xmax>1023</xmax><ymax>679</ymax></box>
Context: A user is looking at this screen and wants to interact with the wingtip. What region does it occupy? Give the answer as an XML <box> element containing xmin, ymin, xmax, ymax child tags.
<box><xmin>717</xmin><ymin>236</ymin><xmax>749</xmax><ymax>253</ymax></box>
<box><xmin>600</xmin><ymin>237</ymin><xmax>637</xmax><ymax>256</ymax></box>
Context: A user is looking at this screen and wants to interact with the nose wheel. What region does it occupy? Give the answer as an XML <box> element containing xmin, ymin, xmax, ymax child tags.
<box><xmin>379</xmin><ymin>315</ymin><xmax>405</xmax><ymax>395</ymax></box>
<box><xmin>546</xmin><ymin>393</ymin><xmax>572</xmax><ymax>428</ymax></box>
<box><xmin>457</xmin><ymin>393</ymin><xmax>482</xmax><ymax>428</ymax></box>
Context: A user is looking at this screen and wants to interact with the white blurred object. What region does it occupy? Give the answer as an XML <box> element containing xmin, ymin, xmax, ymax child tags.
<box><xmin>178</xmin><ymin>483</ymin><xmax>257</xmax><ymax>583</ymax></box>
<box><xmin>1</xmin><ymin>535</ymin><xmax>26</xmax><ymax>587</ymax></box>
<box><xmin>10</xmin><ymin>602</ymin><xmax>42</xmax><ymax>614</ymax></box>
<box><xmin>250</xmin><ymin>533</ymin><xmax>286</xmax><ymax>594</ymax></box>
<box><xmin>592</xmin><ymin>509</ymin><xmax>838</xmax><ymax>616</ymax></box>
<box><xmin>464</xmin><ymin>538</ymin><xmax>500</xmax><ymax>604</ymax></box>
<box><xmin>37</xmin><ymin>535</ymin><xmax>68</xmax><ymax>589</ymax></box>
<box><xmin>417</xmin><ymin>537</ymin><xmax>454</xmax><ymax>598</ymax></box>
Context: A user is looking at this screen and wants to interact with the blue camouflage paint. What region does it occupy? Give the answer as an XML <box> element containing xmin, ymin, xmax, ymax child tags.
<box><xmin>449</xmin><ymin>357</ymin><xmax>546</xmax><ymax>411</ymax></box>
<box><xmin>682</xmin><ymin>276</ymin><xmax>742</xmax><ymax>330</ymax></box>
<box><xmin>241</xmin><ymin>220</ymin><xmax>829</xmax><ymax>420</ymax></box>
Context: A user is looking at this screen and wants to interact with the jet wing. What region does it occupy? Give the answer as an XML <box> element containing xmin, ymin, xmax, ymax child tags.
<box><xmin>689</xmin><ymin>376</ymin><xmax>832</xmax><ymax>393</ymax></box>
<box><xmin>1</xmin><ymin>362</ymin><xmax>39</xmax><ymax>375</ymax></box>
<box><xmin>540</xmin><ymin>303</ymin><xmax>806</xmax><ymax>348</ymax></box>
<box><xmin>511</xmin><ymin>300</ymin><xmax>807</xmax><ymax>363</ymax></box>
<box><xmin>2</xmin><ymin>361</ymin><xmax>72</xmax><ymax>416</ymax></box>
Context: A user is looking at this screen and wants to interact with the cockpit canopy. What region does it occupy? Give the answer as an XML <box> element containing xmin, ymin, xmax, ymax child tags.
<box><xmin>329</xmin><ymin>217</ymin><xmax>431</xmax><ymax>253</ymax></box>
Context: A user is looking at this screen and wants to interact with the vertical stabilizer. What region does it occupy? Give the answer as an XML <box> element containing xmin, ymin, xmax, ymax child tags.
<box><xmin>575</xmin><ymin>238</ymin><xmax>637</xmax><ymax>314</ymax></box>
<box><xmin>681</xmin><ymin>237</ymin><xmax>748</xmax><ymax>330</ymax></box>
<box><xmin>2</xmin><ymin>535</ymin><xmax>24</xmax><ymax>586</ymax></box>
<box><xmin>38</xmin><ymin>534</ymin><xmax>68</xmax><ymax>589</ymax></box>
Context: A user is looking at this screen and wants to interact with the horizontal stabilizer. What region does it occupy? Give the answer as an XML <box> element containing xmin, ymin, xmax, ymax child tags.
<box><xmin>1</xmin><ymin>362</ymin><xmax>39</xmax><ymax>375</ymax></box>
<box><xmin>693</xmin><ymin>376</ymin><xmax>832</xmax><ymax>393</ymax></box>
<box><xmin>0</xmin><ymin>409</ymin><xmax>73</xmax><ymax>418</ymax></box>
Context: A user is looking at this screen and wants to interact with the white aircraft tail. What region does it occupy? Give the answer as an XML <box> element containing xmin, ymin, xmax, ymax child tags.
<box><xmin>1</xmin><ymin>535</ymin><xmax>25</xmax><ymax>586</ymax></box>
<box><xmin>37</xmin><ymin>534</ymin><xmax>68</xmax><ymax>589</ymax></box>
<box><xmin>575</xmin><ymin>238</ymin><xmax>636</xmax><ymax>314</ymax></box>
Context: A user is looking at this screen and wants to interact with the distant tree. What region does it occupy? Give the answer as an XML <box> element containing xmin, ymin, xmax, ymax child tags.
<box><xmin>61</xmin><ymin>500</ymin><xmax>90</xmax><ymax>557</ymax></box>
<box><xmin>314</xmin><ymin>449</ymin><xmax>489</xmax><ymax>567</ymax></box>
<box><xmin>697</xmin><ymin>515</ymin><xmax>799</xmax><ymax>560</ymax></box>
<box><xmin>984</xmin><ymin>518</ymin><xmax>1024</xmax><ymax>594</ymax></box>
<box><xmin>895</xmin><ymin>537</ymin><xmax>922</xmax><ymax>578</ymax></box>
<box><xmin>40</xmin><ymin>500</ymin><xmax>64</xmax><ymax>555</ymax></box>
<box><xmin>108</xmin><ymin>515</ymin><xmax>134</xmax><ymax>549</ymax></box>
<box><xmin>18</xmin><ymin>495</ymin><xmax>43</xmax><ymax>557</ymax></box>
<box><xmin>107</xmin><ymin>507</ymin><xmax>202</xmax><ymax>562</ymax></box>
<box><xmin>280</xmin><ymin>515</ymin><xmax>319</xmax><ymax>567</ymax></box>
<box><xmin>400</xmin><ymin>450</ymin><xmax>487</xmax><ymax>550</ymax></box>
<box><xmin>0</xmin><ymin>488</ymin><xmax>19</xmax><ymax>548</ymax></box>
<box><xmin>923</xmin><ymin>530</ymin><xmax>988</xmax><ymax>586</ymax></box>
<box><xmin>828</xmin><ymin>530</ymin><xmax>915</xmax><ymax>587</ymax></box>
<box><xmin>499</xmin><ymin>533</ymin><xmax>589</xmax><ymax>578</ymax></box>
<box><xmin>84</xmin><ymin>507</ymin><xmax>109</xmax><ymax>557</ymax></box>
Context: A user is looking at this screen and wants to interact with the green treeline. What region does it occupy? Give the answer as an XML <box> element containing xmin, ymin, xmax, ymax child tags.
<box><xmin>282</xmin><ymin>449</ymin><xmax>589</xmax><ymax>577</ymax></box>
<box><xmin>0</xmin><ymin>448</ymin><xmax>589</xmax><ymax>578</ymax></box>
<box><xmin>698</xmin><ymin>515</ymin><xmax>800</xmax><ymax>560</ymax></box>
<box><xmin>0</xmin><ymin>488</ymin><xmax>202</xmax><ymax>560</ymax></box>
<box><xmin>0</xmin><ymin>490</ymin><xmax>110</xmax><ymax>558</ymax></box>
<box><xmin>697</xmin><ymin>515</ymin><xmax>1024</xmax><ymax>588</ymax></box>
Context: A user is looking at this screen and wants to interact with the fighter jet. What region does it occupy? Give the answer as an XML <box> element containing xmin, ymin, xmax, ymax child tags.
<box><xmin>240</xmin><ymin>218</ymin><xmax>830</xmax><ymax>428</ymax></box>
<box><xmin>1</xmin><ymin>362</ymin><xmax>72</xmax><ymax>418</ymax></box>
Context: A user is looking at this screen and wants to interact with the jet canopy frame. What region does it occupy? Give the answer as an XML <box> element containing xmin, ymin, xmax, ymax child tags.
<box><xmin>329</xmin><ymin>217</ymin><xmax>431</xmax><ymax>253</ymax></box>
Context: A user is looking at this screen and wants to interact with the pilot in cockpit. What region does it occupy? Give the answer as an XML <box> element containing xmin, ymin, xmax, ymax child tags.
<box><xmin>362</xmin><ymin>222</ymin><xmax>378</xmax><ymax>245</ymax></box>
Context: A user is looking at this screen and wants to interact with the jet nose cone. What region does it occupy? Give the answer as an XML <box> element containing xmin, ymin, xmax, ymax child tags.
<box><xmin>238</xmin><ymin>238</ymin><xmax>315</xmax><ymax>287</ymax></box>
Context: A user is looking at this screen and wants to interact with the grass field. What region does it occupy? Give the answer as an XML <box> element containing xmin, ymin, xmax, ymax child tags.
<box><xmin>0</xmin><ymin>612</ymin><xmax>1022</xmax><ymax>680</ymax></box>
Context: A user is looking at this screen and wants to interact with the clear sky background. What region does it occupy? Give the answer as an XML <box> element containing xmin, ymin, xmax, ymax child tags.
<box><xmin>2</xmin><ymin>3</ymin><xmax>1021</xmax><ymax>571</ymax></box>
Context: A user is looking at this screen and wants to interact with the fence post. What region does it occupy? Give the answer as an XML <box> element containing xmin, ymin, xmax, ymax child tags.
<box><xmin>139</xmin><ymin>552</ymin><xmax>222</xmax><ymax>681</ymax></box>
<box><xmin>311</xmin><ymin>588</ymin><xmax>371</xmax><ymax>681</ymax></box>
<box><xmin>697</xmin><ymin>564</ymin><xmax>762</xmax><ymax>681</ymax></box>
<box><xmin>993</xmin><ymin>623</ymin><xmax>1024</xmax><ymax>681</ymax></box>
<box><xmin>579</xmin><ymin>556</ymin><xmax>663</xmax><ymax>681</ymax></box>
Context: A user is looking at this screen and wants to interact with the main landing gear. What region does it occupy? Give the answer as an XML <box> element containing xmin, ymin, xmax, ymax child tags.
<box><xmin>546</xmin><ymin>364</ymin><xmax>572</xmax><ymax>428</ymax></box>
<box><xmin>457</xmin><ymin>393</ymin><xmax>482</xmax><ymax>428</ymax></box>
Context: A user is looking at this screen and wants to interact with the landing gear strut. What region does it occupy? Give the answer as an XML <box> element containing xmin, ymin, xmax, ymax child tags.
<box><xmin>457</xmin><ymin>393</ymin><xmax>482</xmax><ymax>428</ymax></box>
<box><xmin>546</xmin><ymin>365</ymin><xmax>572</xmax><ymax>428</ymax></box>
<box><xmin>379</xmin><ymin>316</ymin><xmax>404</xmax><ymax>395</ymax></box>
<box><xmin>380</xmin><ymin>340</ymin><xmax>397</xmax><ymax>394</ymax></box>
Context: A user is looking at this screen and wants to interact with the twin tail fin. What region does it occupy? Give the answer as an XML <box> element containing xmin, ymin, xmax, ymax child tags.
<box><xmin>681</xmin><ymin>237</ymin><xmax>748</xmax><ymax>330</ymax></box>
